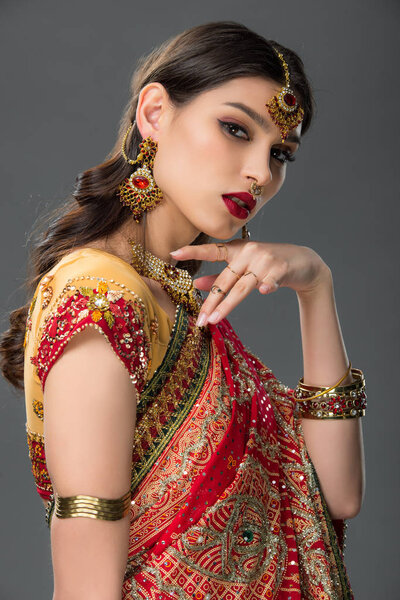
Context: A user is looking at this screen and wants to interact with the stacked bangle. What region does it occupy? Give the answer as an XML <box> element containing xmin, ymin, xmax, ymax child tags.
<box><xmin>54</xmin><ymin>489</ymin><xmax>132</xmax><ymax>521</ymax></box>
<box><xmin>294</xmin><ymin>365</ymin><xmax>367</xmax><ymax>420</ymax></box>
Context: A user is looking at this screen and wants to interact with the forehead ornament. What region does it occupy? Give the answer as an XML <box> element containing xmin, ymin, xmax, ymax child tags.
<box><xmin>266</xmin><ymin>49</ymin><xmax>304</xmax><ymax>142</ymax></box>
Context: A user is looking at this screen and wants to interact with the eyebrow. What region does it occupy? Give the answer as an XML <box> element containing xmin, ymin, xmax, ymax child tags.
<box><xmin>222</xmin><ymin>101</ymin><xmax>301</xmax><ymax>145</ymax></box>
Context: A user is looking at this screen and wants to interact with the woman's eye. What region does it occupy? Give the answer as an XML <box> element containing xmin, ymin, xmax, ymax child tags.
<box><xmin>218</xmin><ymin>120</ymin><xmax>250</xmax><ymax>140</ymax></box>
<box><xmin>271</xmin><ymin>147</ymin><xmax>296</xmax><ymax>165</ymax></box>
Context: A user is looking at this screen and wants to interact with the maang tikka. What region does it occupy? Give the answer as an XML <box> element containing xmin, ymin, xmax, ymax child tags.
<box><xmin>266</xmin><ymin>48</ymin><xmax>304</xmax><ymax>142</ymax></box>
<box><xmin>117</xmin><ymin>121</ymin><xmax>163</xmax><ymax>223</ymax></box>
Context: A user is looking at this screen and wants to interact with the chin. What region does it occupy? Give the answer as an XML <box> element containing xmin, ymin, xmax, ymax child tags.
<box><xmin>204</xmin><ymin>221</ymin><xmax>243</xmax><ymax>240</ymax></box>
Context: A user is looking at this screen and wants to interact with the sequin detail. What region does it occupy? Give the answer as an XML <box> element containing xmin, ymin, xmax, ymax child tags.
<box><xmin>121</xmin><ymin>318</ymin><xmax>353</xmax><ymax>599</ymax></box>
<box><xmin>26</xmin><ymin>424</ymin><xmax>52</xmax><ymax>500</ymax></box>
<box><xmin>23</xmin><ymin>295</ymin><xmax>37</xmax><ymax>349</ymax></box>
<box><xmin>39</xmin><ymin>274</ymin><xmax>54</xmax><ymax>309</ymax></box>
<box><xmin>30</xmin><ymin>278</ymin><xmax>151</xmax><ymax>395</ymax></box>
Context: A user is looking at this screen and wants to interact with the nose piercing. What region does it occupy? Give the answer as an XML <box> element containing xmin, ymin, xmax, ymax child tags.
<box><xmin>250</xmin><ymin>182</ymin><xmax>262</xmax><ymax>196</ymax></box>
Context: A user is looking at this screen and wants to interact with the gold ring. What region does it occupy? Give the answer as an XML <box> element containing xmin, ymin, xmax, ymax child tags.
<box><xmin>210</xmin><ymin>284</ymin><xmax>227</xmax><ymax>296</ymax></box>
<box><xmin>226</xmin><ymin>264</ymin><xmax>240</xmax><ymax>281</ymax></box>
<box><xmin>214</xmin><ymin>243</ymin><xmax>228</xmax><ymax>262</ymax></box>
<box><xmin>243</xmin><ymin>271</ymin><xmax>259</xmax><ymax>285</ymax></box>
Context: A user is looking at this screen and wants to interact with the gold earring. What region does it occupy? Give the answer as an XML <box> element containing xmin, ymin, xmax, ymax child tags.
<box><xmin>241</xmin><ymin>224</ymin><xmax>250</xmax><ymax>239</ymax></box>
<box><xmin>117</xmin><ymin>121</ymin><xmax>163</xmax><ymax>223</ymax></box>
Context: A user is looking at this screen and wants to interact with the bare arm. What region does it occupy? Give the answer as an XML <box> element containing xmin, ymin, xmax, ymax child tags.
<box><xmin>296</xmin><ymin>266</ymin><xmax>366</xmax><ymax>520</ymax></box>
<box><xmin>44</xmin><ymin>326</ymin><xmax>137</xmax><ymax>600</ymax></box>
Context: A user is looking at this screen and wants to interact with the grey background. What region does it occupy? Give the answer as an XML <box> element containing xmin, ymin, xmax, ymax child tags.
<box><xmin>0</xmin><ymin>0</ymin><xmax>398</xmax><ymax>597</ymax></box>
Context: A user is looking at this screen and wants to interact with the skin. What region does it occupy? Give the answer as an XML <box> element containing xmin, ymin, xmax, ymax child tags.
<box><xmin>134</xmin><ymin>77</ymin><xmax>364</xmax><ymax>519</ymax></box>
<box><xmin>47</xmin><ymin>75</ymin><xmax>365</xmax><ymax>598</ymax></box>
<box><xmin>85</xmin><ymin>77</ymin><xmax>365</xmax><ymax>520</ymax></box>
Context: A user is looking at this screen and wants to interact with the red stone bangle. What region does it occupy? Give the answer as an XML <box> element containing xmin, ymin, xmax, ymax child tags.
<box><xmin>296</xmin><ymin>389</ymin><xmax>367</xmax><ymax>419</ymax></box>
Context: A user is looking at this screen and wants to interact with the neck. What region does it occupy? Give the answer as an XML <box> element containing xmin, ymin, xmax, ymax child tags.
<box><xmin>120</xmin><ymin>199</ymin><xmax>201</xmax><ymax>266</ymax></box>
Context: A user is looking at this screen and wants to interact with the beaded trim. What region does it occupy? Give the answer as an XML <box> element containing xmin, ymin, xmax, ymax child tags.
<box><xmin>129</xmin><ymin>241</ymin><xmax>203</xmax><ymax>317</ymax></box>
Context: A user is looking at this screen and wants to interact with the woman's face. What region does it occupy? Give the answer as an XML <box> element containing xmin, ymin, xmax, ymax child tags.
<box><xmin>146</xmin><ymin>76</ymin><xmax>302</xmax><ymax>240</ymax></box>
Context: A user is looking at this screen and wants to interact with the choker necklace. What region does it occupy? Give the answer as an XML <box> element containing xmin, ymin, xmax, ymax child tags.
<box><xmin>128</xmin><ymin>240</ymin><xmax>203</xmax><ymax>317</ymax></box>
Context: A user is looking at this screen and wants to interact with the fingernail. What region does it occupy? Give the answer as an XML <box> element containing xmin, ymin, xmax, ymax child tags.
<box><xmin>170</xmin><ymin>249</ymin><xmax>183</xmax><ymax>256</ymax></box>
<box><xmin>208</xmin><ymin>310</ymin><xmax>220</xmax><ymax>323</ymax></box>
<box><xmin>259</xmin><ymin>284</ymin><xmax>270</xmax><ymax>293</ymax></box>
<box><xmin>196</xmin><ymin>312</ymin><xmax>207</xmax><ymax>327</ymax></box>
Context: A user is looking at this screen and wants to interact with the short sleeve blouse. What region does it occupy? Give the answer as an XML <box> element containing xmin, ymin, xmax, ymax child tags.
<box><xmin>23</xmin><ymin>247</ymin><xmax>174</xmax><ymax>500</ymax></box>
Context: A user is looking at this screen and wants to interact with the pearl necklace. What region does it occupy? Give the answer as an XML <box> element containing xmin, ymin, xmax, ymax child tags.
<box><xmin>129</xmin><ymin>240</ymin><xmax>203</xmax><ymax>317</ymax></box>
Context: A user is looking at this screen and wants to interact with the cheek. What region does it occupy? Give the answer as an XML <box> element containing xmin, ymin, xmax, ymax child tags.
<box><xmin>153</xmin><ymin>121</ymin><xmax>234</xmax><ymax>198</ymax></box>
<box><xmin>271</xmin><ymin>164</ymin><xmax>286</xmax><ymax>190</ymax></box>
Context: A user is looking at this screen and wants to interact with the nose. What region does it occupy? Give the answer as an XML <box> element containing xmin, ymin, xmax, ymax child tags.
<box><xmin>243</xmin><ymin>153</ymin><xmax>273</xmax><ymax>189</ymax></box>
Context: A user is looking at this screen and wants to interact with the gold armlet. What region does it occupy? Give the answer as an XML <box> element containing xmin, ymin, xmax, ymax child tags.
<box><xmin>294</xmin><ymin>366</ymin><xmax>367</xmax><ymax>420</ymax></box>
<box><xmin>54</xmin><ymin>490</ymin><xmax>131</xmax><ymax>521</ymax></box>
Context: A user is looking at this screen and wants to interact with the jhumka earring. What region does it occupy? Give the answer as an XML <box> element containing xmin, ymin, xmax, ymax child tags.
<box><xmin>117</xmin><ymin>121</ymin><xmax>163</xmax><ymax>223</ymax></box>
<box><xmin>241</xmin><ymin>224</ymin><xmax>250</xmax><ymax>240</ymax></box>
<box><xmin>266</xmin><ymin>49</ymin><xmax>304</xmax><ymax>142</ymax></box>
<box><xmin>241</xmin><ymin>181</ymin><xmax>263</xmax><ymax>240</ymax></box>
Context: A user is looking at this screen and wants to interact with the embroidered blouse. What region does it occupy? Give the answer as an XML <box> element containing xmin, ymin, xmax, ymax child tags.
<box><xmin>23</xmin><ymin>247</ymin><xmax>174</xmax><ymax>501</ymax></box>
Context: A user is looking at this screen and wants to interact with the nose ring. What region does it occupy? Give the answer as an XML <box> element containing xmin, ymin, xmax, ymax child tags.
<box><xmin>250</xmin><ymin>182</ymin><xmax>262</xmax><ymax>196</ymax></box>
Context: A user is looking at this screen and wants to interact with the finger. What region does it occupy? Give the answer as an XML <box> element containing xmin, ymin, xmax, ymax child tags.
<box><xmin>206</xmin><ymin>270</ymin><xmax>260</xmax><ymax>324</ymax></box>
<box><xmin>170</xmin><ymin>242</ymin><xmax>233</xmax><ymax>263</ymax></box>
<box><xmin>195</xmin><ymin>264</ymin><xmax>245</xmax><ymax>326</ymax></box>
<box><xmin>193</xmin><ymin>274</ymin><xmax>219</xmax><ymax>291</ymax></box>
<box><xmin>258</xmin><ymin>265</ymin><xmax>286</xmax><ymax>294</ymax></box>
<box><xmin>197</xmin><ymin>262</ymin><xmax>260</xmax><ymax>326</ymax></box>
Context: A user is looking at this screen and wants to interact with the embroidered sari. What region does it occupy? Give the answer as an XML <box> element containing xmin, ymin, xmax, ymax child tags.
<box><xmin>24</xmin><ymin>248</ymin><xmax>353</xmax><ymax>599</ymax></box>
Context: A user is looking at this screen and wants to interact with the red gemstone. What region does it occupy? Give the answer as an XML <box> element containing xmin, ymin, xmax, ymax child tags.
<box><xmin>283</xmin><ymin>93</ymin><xmax>296</xmax><ymax>107</ymax></box>
<box><xmin>132</xmin><ymin>176</ymin><xmax>149</xmax><ymax>189</ymax></box>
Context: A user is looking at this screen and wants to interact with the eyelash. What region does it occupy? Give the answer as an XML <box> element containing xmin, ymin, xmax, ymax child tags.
<box><xmin>218</xmin><ymin>119</ymin><xmax>296</xmax><ymax>164</ymax></box>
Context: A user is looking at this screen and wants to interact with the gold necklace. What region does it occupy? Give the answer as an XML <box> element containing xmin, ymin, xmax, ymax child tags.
<box><xmin>128</xmin><ymin>240</ymin><xmax>203</xmax><ymax>317</ymax></box>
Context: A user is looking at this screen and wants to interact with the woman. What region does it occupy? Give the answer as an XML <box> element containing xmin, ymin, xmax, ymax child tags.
<box><xmin>0</xmin><ymin>21</ymin><xmax>365</xmax><ymax>599</ymax></box>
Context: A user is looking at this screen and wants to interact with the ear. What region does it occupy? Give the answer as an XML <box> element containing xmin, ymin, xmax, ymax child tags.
<box><xmin>135</xmin><ymin>82</ymin><xmax>170</xmax><ymax>140</ymax></box>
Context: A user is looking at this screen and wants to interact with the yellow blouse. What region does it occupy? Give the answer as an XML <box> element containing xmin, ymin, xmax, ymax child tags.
<box><xmin>23</xmin><ymin>247</ymin><xmax>174</xmax><ymax>500</ymax></box>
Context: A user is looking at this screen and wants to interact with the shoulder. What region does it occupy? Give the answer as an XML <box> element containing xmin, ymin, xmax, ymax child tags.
<box><xmin>26</xmin><ymin>248</ymin><xmax>160</xmax><ymax>395</ymax></box>
<box><xmin>37</xmin><ymin>247</ymin><xmax>154</xmax><ymax>309</ymax></box>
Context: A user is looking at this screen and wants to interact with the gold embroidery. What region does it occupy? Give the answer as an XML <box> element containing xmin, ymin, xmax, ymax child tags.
<box><xmin>39</xmin><ymin>274</ymin><xmax>54</xmax><ymax>309</ymax></box>
<box><xmin>32</xmin><ymin>398</ymin><xmax>44</xmax><ymax>420</ymax></box>
<box><xmin>31</xmin><ymin>275</ymin><xmax>152</xmax><ymax>395</ymax></box>
<box><xmin>170</xmin><ymin>454</ymin><xmax>287</xmax><ymax>586</ymax></box>
<box><xmin>23</xmin><ymin>295</ymin><xmax>37</xmax><ymax>348</ymax></box>
<box><xmin>26</xmin><ymin>422</ymin><xmax>44</xmax><ymax>441</ymax></box>
<box><xmin>150</xmin><ymin>317</ymin><xmax>159</xmax><ymax>337</ymax></box>
<box><xmin>132</xmin><ymin>324</ymin><xmax>205</xmax><ymax>465</ymax></box>
<box><xmin>224</xmin><ymin>337</ymin><xmax>257</xmax><ymax>404</ymax></box>
<box><xmin>79</xmin><ymin>281</ymin><xmax>124</xmax><ymax>327</ymax></box>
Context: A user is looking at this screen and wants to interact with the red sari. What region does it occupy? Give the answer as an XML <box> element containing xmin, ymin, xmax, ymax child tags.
<box><xmin>25</xmin><ymin>249</ymin><xmax>352</xmax><ymax>599</ymax></box>
<box><xmin>119</xmin><ymin>306</ymin><xmax>352</xmax><ymax>599</ymax></box>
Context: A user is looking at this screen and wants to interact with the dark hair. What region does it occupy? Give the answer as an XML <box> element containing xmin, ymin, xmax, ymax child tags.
<box><xmin>0</xmin><ymin>20</ymin><xmax>314</xmax><ymax>391</ymax></box>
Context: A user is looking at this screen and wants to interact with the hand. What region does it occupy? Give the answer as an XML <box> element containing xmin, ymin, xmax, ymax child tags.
<box><xmin>170</xmin><ymin>239</ymin><xmax>331</xmax><ymax>326</ymax></box>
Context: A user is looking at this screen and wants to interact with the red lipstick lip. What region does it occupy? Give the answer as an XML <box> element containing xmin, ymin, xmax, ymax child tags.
<box><xmin>221</xmin><ymin>196</ymin><xmax>249</xmax><ymax>220</ymax></box>
<box><xmin>222</xmin><ymin>192</ymin><xmax>256</xmax><ymax>212</ymax></box>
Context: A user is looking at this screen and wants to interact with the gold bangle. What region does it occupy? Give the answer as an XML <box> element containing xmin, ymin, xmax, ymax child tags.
<box><xmin>54</xmin><ymin>490</ymin><xmax>131</xmax><ymax>521</ymax></box>
<box><xmin>295</xmin><ymin>368</ymin><xmax>367</xmax><ymax>419</ymax></box>
<box><xmin>295</xmin><ymin>362</ymin><xmax>352</xmax><ymax>401</ymax></box>
<box><xmin>298</xmin><ymin>406</ymin><xmax>366</xmax><ymax>420</ymax></box>
<box><xmin>295</xmin><ymin>368</ymin><xmax>365</xmax><ymax>402</ymax></box>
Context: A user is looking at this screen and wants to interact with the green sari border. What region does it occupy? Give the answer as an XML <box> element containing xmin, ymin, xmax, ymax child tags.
<box><xmin>138</xmin><ymin>304</ymin><xmax>188</xmax><ymax>413</ymax></box>
<box><xmin>130</xmin><ymin>316</ymin><xmax>211</xmax><ymax>493</ymax></box>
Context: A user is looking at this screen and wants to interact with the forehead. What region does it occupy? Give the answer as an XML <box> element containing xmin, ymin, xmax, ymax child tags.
<box><xmin>194</xmin><ymin>76</ymin><xmax>283</xmax><ymax>106</ymax></box>
<box><xmin>186</xmin><ymin>76</ymin><xmax>303</xmax><ymax>142</ymax></box>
